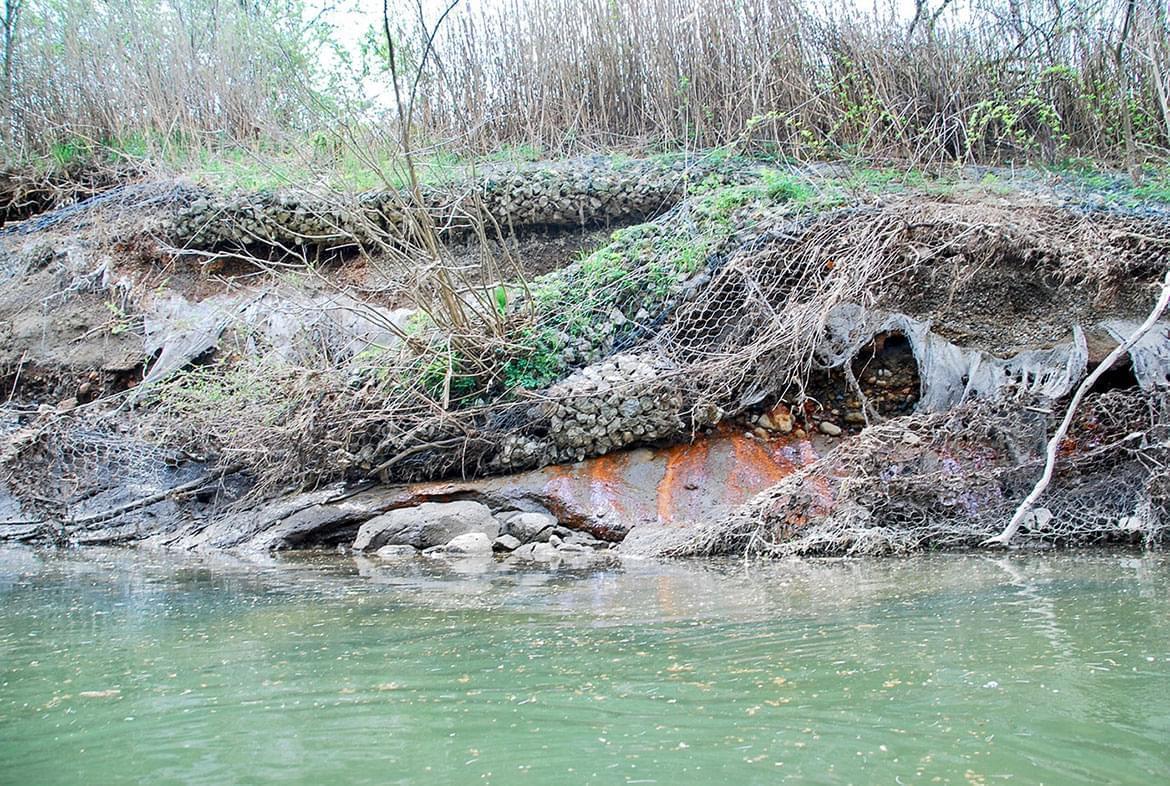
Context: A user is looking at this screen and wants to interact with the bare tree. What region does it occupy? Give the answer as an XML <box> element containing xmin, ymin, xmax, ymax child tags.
<box><xmin>1115</xmin><ymin>0</ymin><xmax>1139</xmax><ymax>180</ymax></box>
<box><xmin>383</xmin><ymin>0</ymin><xmax>460</xmax><ymax>194</ymax></box>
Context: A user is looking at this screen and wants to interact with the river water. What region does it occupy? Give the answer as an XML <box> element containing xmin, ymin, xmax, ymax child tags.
<box><xmin>1</xmin><ymin>548</ymin><xmax>1167</xmax><ymax>785</ymax></box>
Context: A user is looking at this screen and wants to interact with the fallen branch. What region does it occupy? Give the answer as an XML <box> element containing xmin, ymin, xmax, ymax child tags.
<box><xmin>985</xmin><ymin>269</ymin><xmax>1170</xmax><ymax>548</ymax></box>
<box><xmin>369</xmin><ymin>437</ymin><xmax>465</xmax><ymax>478</ymax></box>
<box><xmin>70</xmin><ymin>463</ymin><xmax>243</xmax><ymax>529</ymax></box>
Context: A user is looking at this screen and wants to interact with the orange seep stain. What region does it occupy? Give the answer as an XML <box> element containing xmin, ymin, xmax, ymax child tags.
<box><xmin>655</xmin><ymin>437</ymin><xmax>712</xmax><ymax>525</ymax></box>
<box><xmin>729</xmin><ymin>430</ymin><xmax>800</xmax><ymax>497</ymax></box>
<box><xmin>539</xmin><ymin>463</ymin><xmax>582</xmax><ymax>520</ymax></box>
<box><xmin>587</xmin><ymin>451</ymin><xmax>631</xmax><ymax>521</ymax></box>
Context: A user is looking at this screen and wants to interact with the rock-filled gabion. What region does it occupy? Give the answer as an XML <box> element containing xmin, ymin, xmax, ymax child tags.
<box><xmin>490</xmin><ymin>353</ymin><xmax>690</xmax><ymax>469</ymax></box>
<box><xmin>167</xmin><ymin>157</ymin><xmax>759</xmax><ymax>251</ymax></box>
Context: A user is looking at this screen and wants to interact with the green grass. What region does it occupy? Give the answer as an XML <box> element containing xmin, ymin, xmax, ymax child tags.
<box><xmin>16</xmin><ymin>132</ymin><xmax>542</xmax><ymax>193</ymax></box>
<box><xmin>1131</xmin><ymin>167</ymin><xmax>1170</xmax><ymax>204</ymax></box>
<box><xmin>482</xmin><ymin>143</ymin><xmax>544</xmax><ymax>164</ymax></box>
<box><xmin>1043</xmin><ymin>159</ymin><xmax>1170</xmax><ymax>205</ymax></box>
<box><xmin>842</xmin><ymin>167</ymin><xmax>927</xmax><ymax>192</ymax></box>
<box><xmin>500</xmin><ymin>326</ymin><xmax>565</xmax><ymax>391</ymax></box>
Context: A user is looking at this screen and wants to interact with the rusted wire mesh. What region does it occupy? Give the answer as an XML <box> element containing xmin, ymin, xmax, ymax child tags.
<box><xmin>6</xmin><ymin>190</ymin><xmax>1169</xmax><ymax>533</ymax></box>
<box><xmin>661</xmin><ymin>389</ymin><xmax>1170</xmax><ymax>556</ymax></box>
<box><xmin>141</xmin><ymin>193</ymin><xmax>1170</xmax><ymax>495</ymax></box>
<box><xmin>1</xmin><ymin>406</ymin><xmax>182</xmax><ymax>524</ymax></box>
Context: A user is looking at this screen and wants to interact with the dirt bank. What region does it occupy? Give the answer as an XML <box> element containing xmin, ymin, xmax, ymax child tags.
<box><xmin>1</xmin><ymin>157</ymin><xmax>1168</xmax><ymax>555</ymax></box>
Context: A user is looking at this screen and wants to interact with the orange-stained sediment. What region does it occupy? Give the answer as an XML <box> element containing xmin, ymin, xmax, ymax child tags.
<box><xmin>655</xmin><ymin>435</ymin><xmax>712</xmax><ymax>525</ymax></box>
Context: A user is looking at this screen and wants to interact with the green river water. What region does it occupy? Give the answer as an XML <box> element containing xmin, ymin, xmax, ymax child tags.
<box><xmin>0</xmin><ymin>547</ymin><xmax>1167</xmax><ymax>785</ymax></box>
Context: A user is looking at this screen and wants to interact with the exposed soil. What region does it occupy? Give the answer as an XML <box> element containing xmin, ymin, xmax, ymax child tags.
<box><xmin>447</xmin><ymin>224</ymin><xmax>618</xmax><ymax>279</ymax></box>
<box><xmin>0</xmin><ymin>263</ymin><xmax>143</xmax><ymax>387</ymax></box>
<box><xmin>2</xmin><ymin>160</ymin><xmax>1167</xmax><ymax>554</ymax></box>
<box><xmin>875</xmin><ymin>200</ymin><xmax>1165</xmax><ymax>357</ymax></box>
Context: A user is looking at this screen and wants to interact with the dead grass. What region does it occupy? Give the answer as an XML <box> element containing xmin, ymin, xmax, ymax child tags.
<box><xmin>420</xmin><ymin>0</ymin><xmax>1170</xmax><ymax>165</ymax></box>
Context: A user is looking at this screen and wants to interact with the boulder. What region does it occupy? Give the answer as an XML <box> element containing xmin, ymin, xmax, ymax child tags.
<box><xmin>444</xmin><ymin>532</ymin><xmax>493</xmax><ymax>555</ymax></box>
<box><xmin>353</xmin><ymin>501</ymin><xmax>499</xmax><ymax>551</ymax></box>
<box><xmin>504</xmin><ymin>511</ymin><xmax>558</xmax><ymax>543</ymax></box>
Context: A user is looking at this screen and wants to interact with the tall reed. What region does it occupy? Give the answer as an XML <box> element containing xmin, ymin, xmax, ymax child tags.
<box><xmin>0</xmin><ymin>0</ymin><xmax>321</xmax><ymax>161</ymax></box>
<box><xmin>414</xmin><ymin>0</ymin><xmax>1170</xmax><ymax>164</ymax></box>
<box><xmin>3</xmin><ymin>0</ymin><xmax>1167</xmax><ymax>169</ymax></box>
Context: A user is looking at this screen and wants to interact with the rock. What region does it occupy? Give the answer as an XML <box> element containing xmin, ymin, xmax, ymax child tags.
<box><xmin>557</xmin><ymin>542</ymin><xmax>588</xmax><ymax>553</ymax></box>
<box><xmin>444</xmin><ymin>532</ymin><xmax>493</xmax><ymax>555</ymax></box>
<box><xmin>493</xmin><ymin>534</ymin><xmax>522</xmax><ymax>552</ymax></box>
<box><xmin>549</xmin><ymin>533</ymin><xmax>563</xmax><ymax>547</ymax></box>
<box><xmin>1025</xmin><ymin>507</ymin><xmax>1054</xmax><ymax>531</ymax></box>
<box><xmin>757</xmin><ymin>413</ymin><xmax>776</xmax><ymax>430</ymax></box>
<box><xmin>618</xmin><ymin>398</ymin><xmax>642</xmax><ymax>418</ymax></box>
<box><xmin>564</xmin><ymin>530</ymin><xmax>601</xmax><ymax>547</ymax></box>
<box><xmin>530</xmin><ymin>542</ymin><xmax>559</xmax><ymax>562</ymax></box>
<box><xmin>819</xmin><ymin>421</ymin><xmax>843</xmax><ymax>436</ymax></box>
<box><xmin>504</xmin><ymin>511</ymin><xmax>557</xmax><ymax>543</ymax></box>
<box><xmin>353</xmin><ymin>501</ymin><xmax>499</xmax><ymax>551</ymax></box>
<box><xmin>510</xmin><ymin>543</ymin><xmax>537</xmax><ymax>561</ymax></box>
<box><xmin>509</xmin><ymin>541</ymin><xmax>559</xmax><ymax>563</ymax></box>
<box><xmin>769</xmin><ymin>404</ymin><xmax>794</xmax><ymax>433</ymax></box>
<box><xmin>375</xmin><ymin>545</ymin><xmax>418</xmax><ymax>559</ymax></box>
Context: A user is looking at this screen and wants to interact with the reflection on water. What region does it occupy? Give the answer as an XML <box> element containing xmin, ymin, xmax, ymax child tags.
<box><xmin>1</xmin><ymin>548</ymin><xmax>1167</xmax><ymax>785</ymax></box>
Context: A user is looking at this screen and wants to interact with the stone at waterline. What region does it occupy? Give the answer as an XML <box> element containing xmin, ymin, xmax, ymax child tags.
<box><xmin>375</xmin><ymin>545</ymin><xmax>418</xmax><ymax>559</ymax></box>
<box><xmin>504</xmin><ymin>511</ymin><xmax>557</xmax><ymax>543</ymax></box>
<box><xmin>493</xmin><ymin>534</ymin><xmax>522</xmax><ymax>552</ymax></box>
<box><xmin>530</xmin><ymin>542</ymin><xmax>559</xmax><ymax>562</ymax></box>
<box><xmin>509</xmin><ymin>543</ymin><xmax>537</xmax><ymax>561</ymax></box>
<box><xmin>353</xmin><ymin>500</ymin><xmax>499</xmax><ymax>551</ymax></box>
<box><xmin>443</xmin><ymin>532</ymin><xmax>493</xmax><ymax>555</ymax></box>
<box><xmin>509</xmin><ymin>542</ymin><xmax>559</xmax><ymax>563</ymax></box>
<box><xmin>564</xmin><ymin>530</ymin><xmax>609</xmax><ymax>550</ymax></box>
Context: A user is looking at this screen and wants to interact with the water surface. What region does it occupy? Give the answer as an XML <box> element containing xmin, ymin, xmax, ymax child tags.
<box><xmin>1</xmin><ymin>548</ymin><xmax>1167</xmax><ymax>785</ymax></box>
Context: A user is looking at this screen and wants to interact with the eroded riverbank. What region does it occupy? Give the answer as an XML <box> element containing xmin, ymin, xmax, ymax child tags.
<box><xmin>2</xmin><ymin>156</ymin><xmax>1169</xmax><ymax>555</ymax></box>
<box><xmin>1</xmin><ymin>547</ymin><xmax>1168</xmax><ymax>785</ymax></box>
